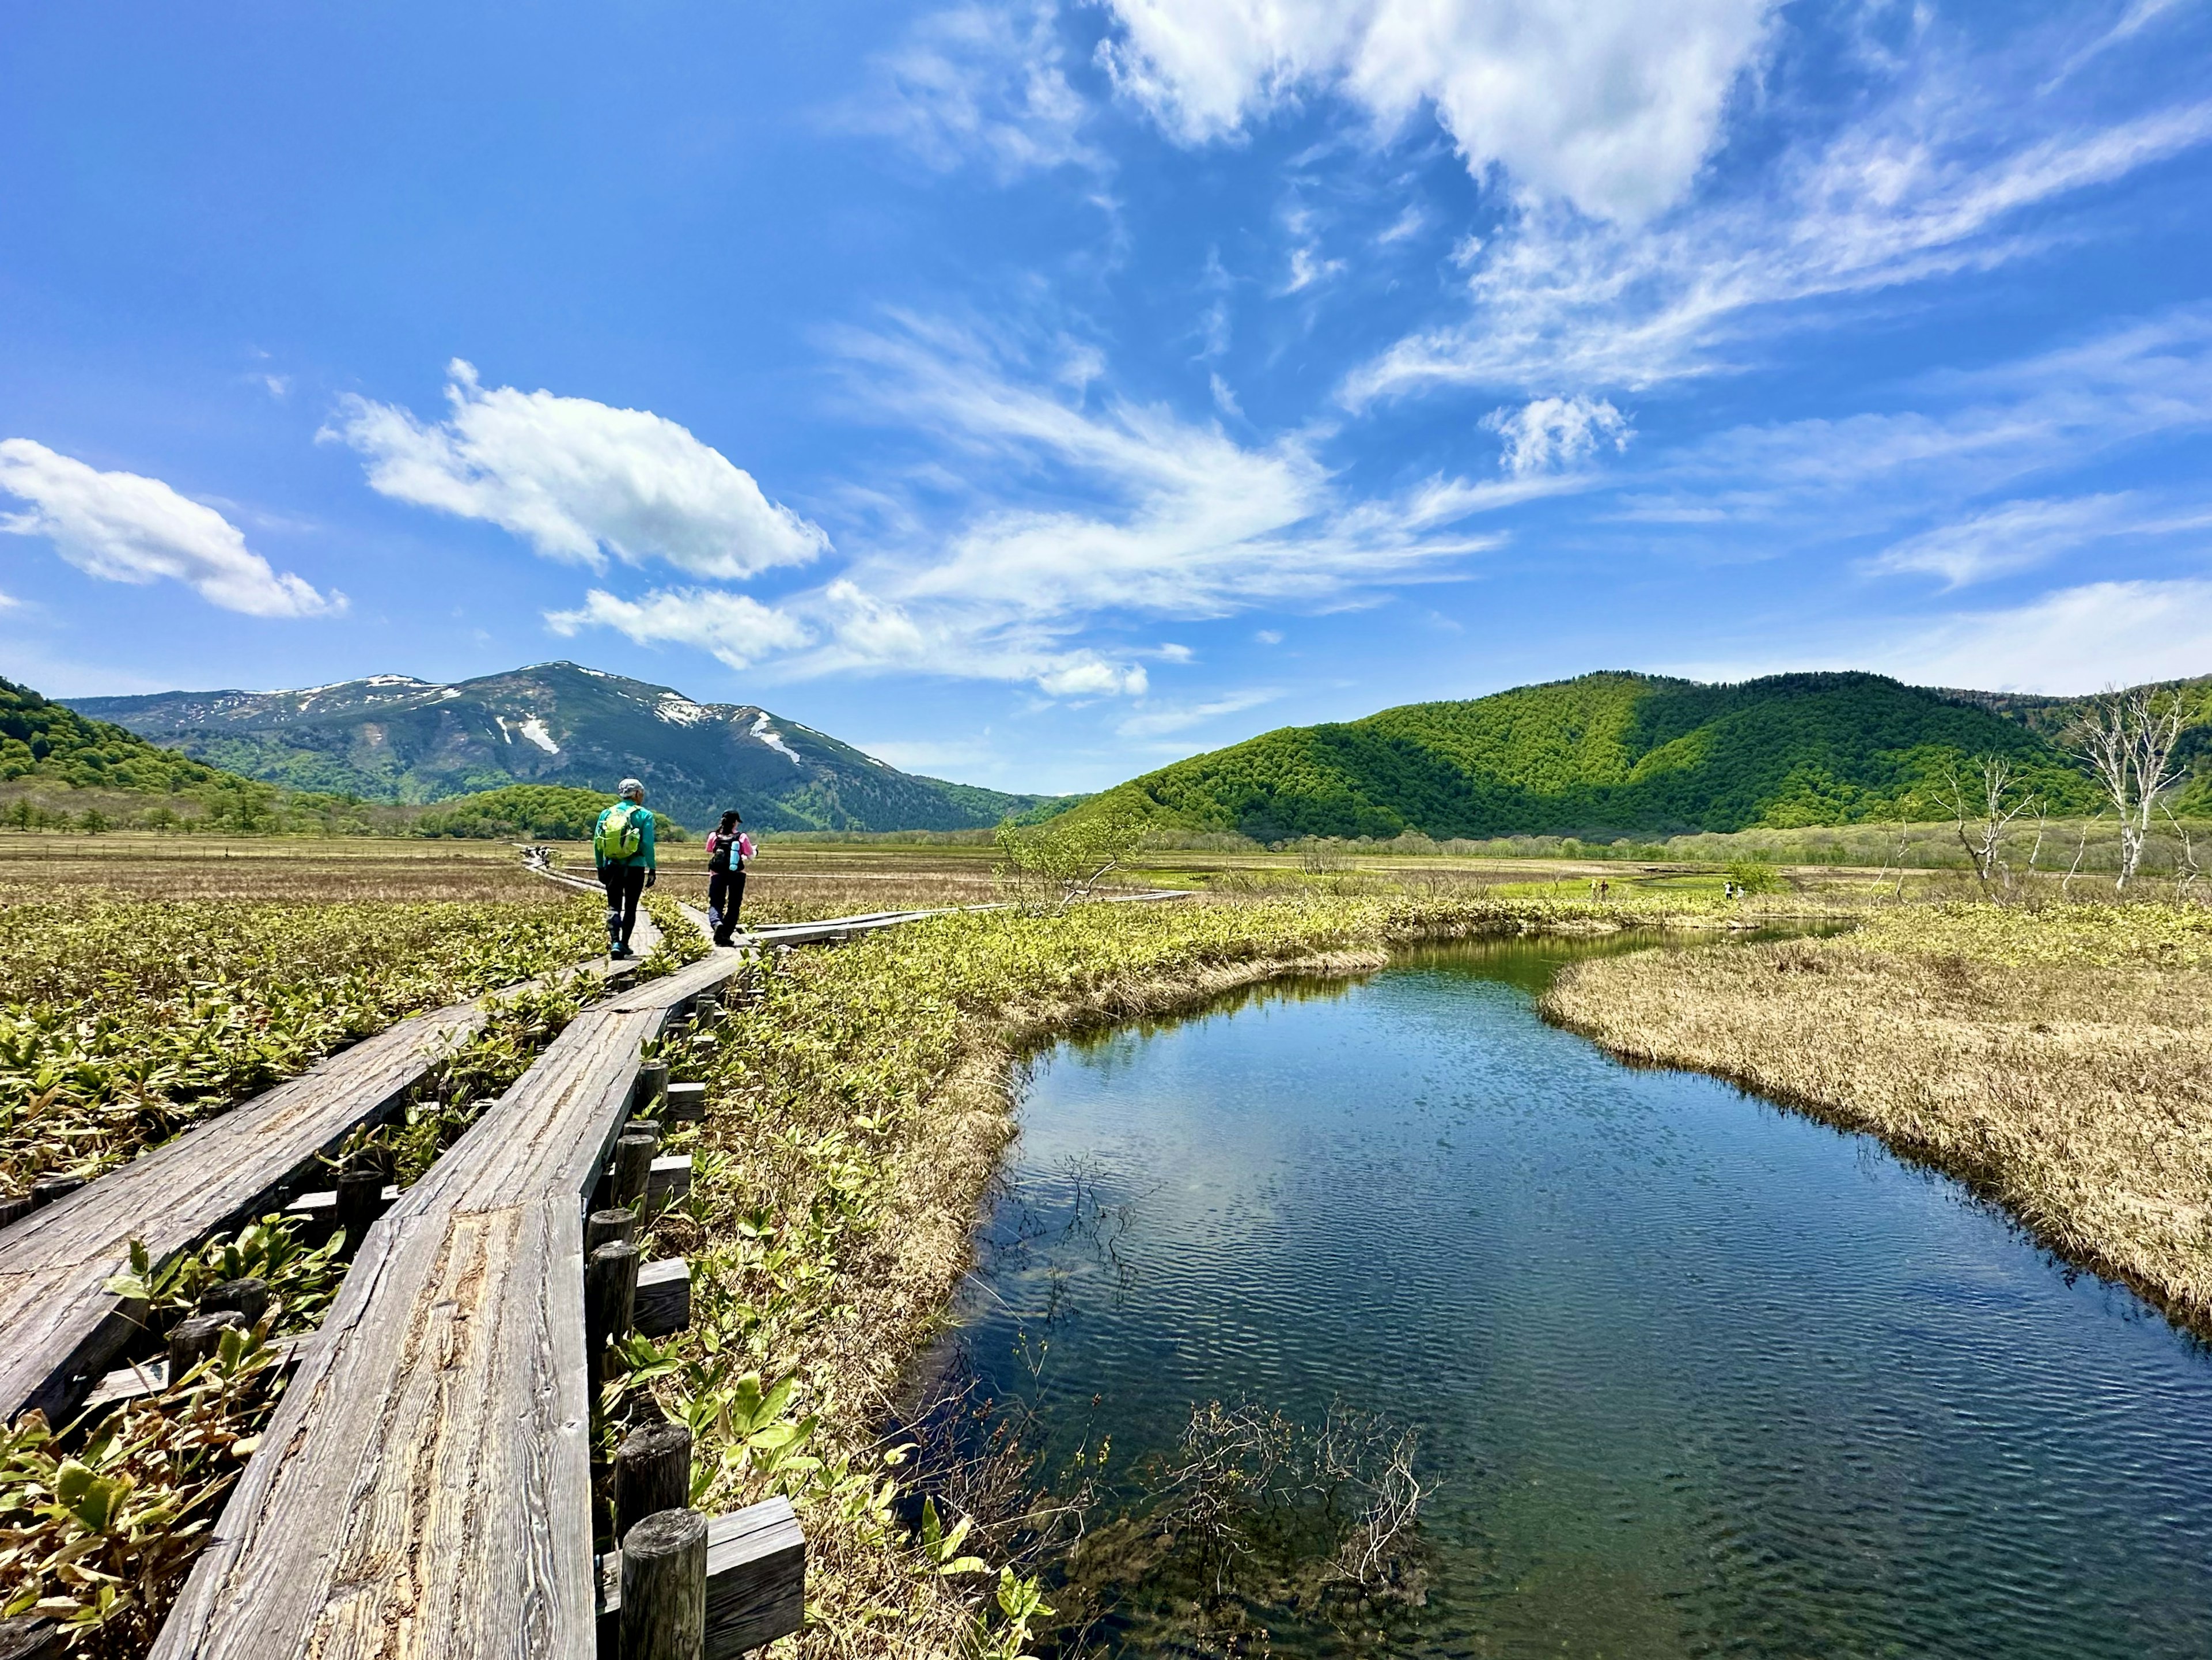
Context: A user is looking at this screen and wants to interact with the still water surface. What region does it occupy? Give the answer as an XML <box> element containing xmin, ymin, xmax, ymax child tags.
<box><xmin>957</xmin><ymin>936</ymin><xmax>2212</xmax><ymax>1658</ymax></box>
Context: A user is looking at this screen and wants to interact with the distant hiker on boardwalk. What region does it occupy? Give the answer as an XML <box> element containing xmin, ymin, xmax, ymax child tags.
<box><xmin>704</xmin><ymin>809</ymin><xmax>752</xmax><ymax>947</ymax></box>
<box><xmin>594</xmin><ymin>778</ymin><xmax>656</xmax><ymax>959</ymax></box>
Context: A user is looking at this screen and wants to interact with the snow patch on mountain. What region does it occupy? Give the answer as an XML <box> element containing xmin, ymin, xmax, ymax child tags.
<box><xmin>520</xmin><ymin>716</ymin><xmax>560</xmax><ymax>754</ymax></box>
<box><xmin>750</xmin><ymin>712</ymin><xmax>801</xmax><ymax>765</ymax></box>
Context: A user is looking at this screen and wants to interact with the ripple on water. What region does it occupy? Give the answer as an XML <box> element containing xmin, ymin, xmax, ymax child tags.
<box><xmin>961</xmin><ymin>940</ymin><xmax>2212</xmax><ymax>1660</ymax></box>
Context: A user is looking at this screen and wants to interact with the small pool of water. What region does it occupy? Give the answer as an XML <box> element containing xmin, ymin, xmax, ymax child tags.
<box><xmin>953</xmin><ymin>936</ymin><xmax>2212</xmax><ymax>1658</ymax></box>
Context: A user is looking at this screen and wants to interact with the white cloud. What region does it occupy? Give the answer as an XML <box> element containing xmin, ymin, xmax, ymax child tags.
<box><xmin>1345</xmin><ymin>67</ymin><xmax>2212</xmax><ymax>403</ymax></box>
<box><xmin>0</xmin><ymin>439</ymin><xmax>342</xmax><ymax>618</ymax></box>
<box><xmin>1096</xmin><ymin>0</ymin><xmax>1778</xmax><ymax>222</ymax></box>
<box><xmin>1116</xmin><ymin>686</ymin><xmax>1282</xmax><ymax>738</ymax></box>
<box><xmin>849</xmin><ymin>2</ymin><xmax>1100</xmax><ymax>179</ymax></box>
<box><xmin>0</xmin><ymin>591</ymin><xmax>18</xmax><ymax>611</ymax></box>
<box><xmin>1377</xmin><ymin>204</ymin><xmax>1425</xmax><ymax>244</ymax></box>
<box><xmin>551</xmin><ymin>318</ymin><xmax>1517</xmax><ymax>698</ymax></box>
<box><xmin>1617</xmin><ymin>311</ymin><xmax>2212</xmax><ymax>538</ymax></box>
<box><xmin>1868</xmin><ymin>579</ymin><xmax>2212</xmax><ymax>692</ymax></box>
<box><xmin>1278</xmin><ymin>204</ymin><xmax>1345</xmax><ymax>294</ymax></box>
<box><xmin>1866</xmin><ymin>494</ymin><xmax>2137</xmax><ymax>588</ymax></box>
<box><xmin>544</xmin><ymin>588</ymin><xmax>813</xmax><ymax>671</ymax></box>
<box><xmin>1209</xmin><ymin>373</ymin><xmax>1244</xmax><ymax>418</ymax></box>
<box><xmin>325</xmin><ymin>360</ymin><xmax>828</xmax><ymax>580</ymax></box>
<box><xmin>1483</xmin><ymin>395</ymin><xmax>1631</xmax><ymax>476</ymax></box>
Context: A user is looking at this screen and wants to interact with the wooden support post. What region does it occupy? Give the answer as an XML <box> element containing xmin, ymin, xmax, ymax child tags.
<box><xmin>586</xmin><ymin>1240</ymin><xmax>641</xmax><ymax>1390</ymax></box>
<box><xmin>0</xmin><ymin>1615</ymin><xmax>66</xmax><ymax>1660</ymax></box>
<box><xmin>645</xmin><ymin>1154</ymin><xmax>693</xmax><ymax>1215</ymax></box>
<box><xmin>0</xmin><ymin>1195</ymin><xmax>31</xmax><ymax>1231</ymax></box>
<box><xmin>197</xmin><ymin>1277</ymin><xmax>270</xmax><ymax>1329</ymax></box>
<box><xmin>615</xmin><ymin>1422</ymin><xmax>694</xmax><ymax>1535</ymax></box>
<box><xmin>627</xmin><ymin>1118</ymin><xmax>664</xmax><ymax>1147</ymax></box>
<box><xmin>611</xmin><ymin>1135</ymin><xmax>657</xmax><ymax>1212</ymax></box>
<box><xmin>663</xmin><ymin>1082</ymin><xmax>707</xmax><ymax>1123</ymax></box>
<box><xmin>586</xmin><ymin>1208</ymin><xmax>639</xmax><ymax>1253</ymax></box>
<box><xmin>620</xmin><ymin>1509</ymin><xmax>707</xmax><ymax>1660</ymax></box>
<box><xmin>633</xmin><ymin>1059</ymin><xmax>669</xmax><ymax>1117</ymax></box>
<box><xmin>28</xmin><ymin>1176</ymin><xmax>82</xmax><ymax>1209</ymax></box>
<box><xmin>335</xmin><ymin>1167</ymin><xmax>387</xmax><ymax>1248</ymax></box>
<box><xmin>166</xmin><ymin>1310</ymin><xmax>243</xmax><ymax>1380</ymax></box>
<box><xmin>595</xmin><ymin>1499</ymin><xmax>806</xmax><ymax>1660</ymax></box>
<box><xmin>635</xmin><ymin>1258</ymin><xmax>691</xmax><ymax>1337</ymax></box>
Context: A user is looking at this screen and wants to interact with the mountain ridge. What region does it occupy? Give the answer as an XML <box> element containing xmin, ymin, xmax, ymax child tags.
<box><xmin>72</xmin><ymin>661</ymin><xmax>1067</xmax><ymax>833</ymax></box>
<box><xmin>1082</xmin><ymin>669</ymin><xmax>2211</xmax><ymax>843</ymax></box>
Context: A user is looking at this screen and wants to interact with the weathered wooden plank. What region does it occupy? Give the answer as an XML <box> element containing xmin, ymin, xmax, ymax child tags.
<box><xmin>634</xmin><ymin>1258</ymin><xmax>691</xmax><ymax>1338</ymax></box>
<box><xmin>0</xmin><ymin>907</ymin><xmax>654</xmax><ymax>1428</ymax></box>
<box><xmin>154</xmin><ymin>950</ymin><xmax>744</xmax><ymax>1660</ymax></box>
<box><xmin>0</xmin><ymin>996</ymin><xmax>484</xmax><ymax>1424</ymax></box>
<box><xmin>594</xmin><ymin>1499</ymin><xmax>806</xmax><ymax>1660</ymax></box>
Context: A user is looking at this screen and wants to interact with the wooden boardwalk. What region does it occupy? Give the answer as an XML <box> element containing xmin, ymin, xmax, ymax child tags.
<box><xmin>152</xmin><ymin>948</ymin><xmax>744</xmax><ymax>1660</ymax></box>
<box><xmin>0</xmin><ymin>907</ymin><xmax>650</xmax><ymax>1426</ymax></box>
<box><xmin>8</xmin><ymin>854</ymin><xmax>1190</xmax><ymax>1654</ymax></box>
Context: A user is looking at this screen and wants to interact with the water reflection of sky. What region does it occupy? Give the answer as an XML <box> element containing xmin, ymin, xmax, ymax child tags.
<box><xmin>958</xmin><ymin>937</ymin><xmax>2212</xmax><ymax>1659</ymax></box>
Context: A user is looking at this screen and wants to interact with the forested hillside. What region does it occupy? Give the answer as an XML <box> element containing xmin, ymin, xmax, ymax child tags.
<box><xmin>0</xmin><ymin>675</ymin><xmax>223</xmax><ymax>793</ymax></box>
<box><xmin>1096</xmin><ymin>671</ymin><xmax>2112</xmax><ymax>842</ymax></box>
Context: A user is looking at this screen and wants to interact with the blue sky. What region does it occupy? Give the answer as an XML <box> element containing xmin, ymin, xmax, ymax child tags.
<box><xmin>3</xmin><ymin>0</ymin><xmax>2210</xmax><ymax>793</ymax></box>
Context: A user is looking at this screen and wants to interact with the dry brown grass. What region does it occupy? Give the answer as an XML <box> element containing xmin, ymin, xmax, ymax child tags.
<box><xmin>1543</xmin><ymin>907</ymin><xmax>2212</xmax><ymax>1331</ymax></box>
<box><xmin>0</xmin><ymin>834</ymin><xmax>556</xmax><ymax>902</ymax></box>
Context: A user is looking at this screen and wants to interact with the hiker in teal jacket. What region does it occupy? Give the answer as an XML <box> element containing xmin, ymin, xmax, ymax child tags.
<box><xmin>593</xmin><ymin>778</ymin><xmax>657</xmax><ymax>959</ymax></box>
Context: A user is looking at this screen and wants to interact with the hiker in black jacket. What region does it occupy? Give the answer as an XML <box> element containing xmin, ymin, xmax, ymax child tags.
<box><xmin>704</xmin><ymin>809</ymin><xmax>749</xmax><ymax>947</ymax></box>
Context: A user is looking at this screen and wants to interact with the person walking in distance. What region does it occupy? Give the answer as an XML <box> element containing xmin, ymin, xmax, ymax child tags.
<box><xmin>704</xmin><ymin>809</ymin><xmax>751</xmax><ymax>947</ymax></box>
<box><xmin>593</xmin><ymin>778</ymin><xmax>657</xmax><ymax>959</ymax></box>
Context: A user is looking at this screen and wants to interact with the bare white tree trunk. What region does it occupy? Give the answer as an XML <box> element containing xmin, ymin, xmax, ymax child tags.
<box><xmin>1942</xmin><ymin>756</ymin><xmax>2036</xmax><ymax>897</ymax></box>
<box><xmin>2065</xmin><ymin>688</ymin><xmax>2188</xmax><ymax>892</ymax></box>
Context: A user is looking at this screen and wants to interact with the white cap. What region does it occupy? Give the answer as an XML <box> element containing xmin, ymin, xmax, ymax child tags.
<box><xmin>618</xmin><ymin>778</ymin><xmax>645</xmax><ymax>799</ymax></box>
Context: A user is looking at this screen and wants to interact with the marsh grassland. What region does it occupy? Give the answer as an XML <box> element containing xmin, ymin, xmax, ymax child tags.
<box><xmin>23</xmin><ymin>829</ymin><xmax>2181</xmax><ymax>1659</ymax></box>
<box><xmin>1545</xmin><ymin>902</ymin><xmax>2212</xmax><ymax>1329</ymax></box>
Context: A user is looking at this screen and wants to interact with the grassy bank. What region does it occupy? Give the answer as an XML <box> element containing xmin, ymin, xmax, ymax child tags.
<box><xmin>633</xmin><ymin>888</ymin><xmax>1784</xmax><ymax>1657</ymax></box>
<box><xmin>1543</xmin><ymin>903</ymin><xmax>2212</xmax><ymax>1333</ymax></box>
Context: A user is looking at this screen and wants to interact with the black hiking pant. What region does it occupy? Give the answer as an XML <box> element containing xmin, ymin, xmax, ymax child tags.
<box><xmin>600</xmin><ymin>862</ymin><xmax>647</xmax><ymax>952</ymax></box>
<box><xmin>707</xmin><ymin>869</ymin><xmax>745</xmax><ymax>944</ymax></box>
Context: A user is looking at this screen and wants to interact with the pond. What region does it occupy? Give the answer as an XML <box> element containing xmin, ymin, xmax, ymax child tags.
<box><xmin>949</xmin><ymin>935</ymin><xmax>2212</xmax><ymax>1658</ymax></box>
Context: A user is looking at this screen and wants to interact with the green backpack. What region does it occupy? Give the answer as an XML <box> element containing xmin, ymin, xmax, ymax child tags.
<box><xmin>595</xmin><ymin>802</ymin><xmax>646</xmax><ymax>863</ymax></box>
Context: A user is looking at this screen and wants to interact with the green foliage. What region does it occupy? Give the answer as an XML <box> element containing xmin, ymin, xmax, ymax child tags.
<box><xmin>1</xmin><ymin>1321</ymin><xmax>284</xmax><ymax>1649</ymax></box>
<box><xmin>414</xmin><ymin>784</ymin><xmax>688</xmax><ymax>841</ymax></box>
<box><xmin>103</xmin><ymin>1216</ymin><xmax>345</xmax><ymax>1334</ymax></box>
<box><xmin>1095</xmin><ymin>671</ymin><xmax>2107</xmax><ymax>843</ymax></box>
<box><xmin>1725</xmin><ymin>859</ymin><xmax>1785</xmax><ymax>894</ymax></box>
<box><xmin>0</xmin><ymin>891</ymin><xmax>603</xmax><ymax>1198</ymax></box>
<box><xmin>993</xmin><ymin>800</ymin><xmax>1151</xmax><ymax>907</ymax></box>
<box><xmin>0</xmin><ymin>676</ymin><xmax>220</xmax><ymax>796</ymax></box>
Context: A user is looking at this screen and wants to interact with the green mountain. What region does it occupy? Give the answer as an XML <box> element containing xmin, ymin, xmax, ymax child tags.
<box><xmin>71</xmin><ymin>661</ymin><xmax>1069</xmax><ymax>833</ymax></box>
<box><xmin>1094</xmin><ymin>671</ymin><xmax>2128</xmax><ymax>843</ymax></box>
<box><xmin>0</xmin><ymin>674</ymin><xmax>226</xmax><ymax>793</ymax></box>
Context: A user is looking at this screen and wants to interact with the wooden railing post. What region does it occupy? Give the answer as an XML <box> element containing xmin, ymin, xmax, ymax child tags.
<box><xmin>611</xmin><ymin>1133</ymin><xmax>658</xmax><ymax>1212</ymax></box>
<box><xmin>616</xmin><ymin>1421</ymin><xmax>694</xmax><ymax>1535</ymax></box>
<box><xmin>587</xmin><ymin>1208</ymin><xmax>639</xmax><ymax>1252</ymax></box>
<box><xmin>620</xmin><ymin>1510</ymin><xmax>708</xmax><ymax>1660</ymax></box>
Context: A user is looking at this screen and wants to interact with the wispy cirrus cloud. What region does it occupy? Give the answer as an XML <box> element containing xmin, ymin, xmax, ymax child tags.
<box><xmin>1616</xmin><ymin>309</ymin><xmax>2212</xmax><ymax>537</ymax></box>
<box><xmin>1116</xmin><ymin>686</ymin><xmax>1283</xmax><ymax>739</ymax></box>
<box><xmin>1865</xmin><ymin>494</ymin><xmax>2139</xmax><ymax>588</ymax></box>
<box><xmin>0</xmin><ymin>439</ymin><xmax>342</xmax><ymax>618</ymax></box>
<box><xmin>546</xmin><ymin>316</ymin><xmax>1522</xmax><ymax>697</ymax></box>
<box><xmin>324</xmin><ymin>360</ymin><xmax>829</xmax><ymax>580</ymax></box>
<box><xmin>843</xmin><ymin>2</ymin><xmax>1101</xmax><ymax>179</ymax></box>
<box><xmin>1344</xmin><ymin>52</ymin><xmax>2212</xmax><ymax>403</ymax></box>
